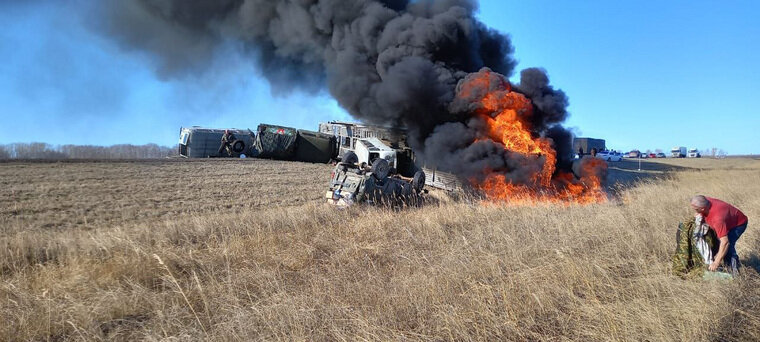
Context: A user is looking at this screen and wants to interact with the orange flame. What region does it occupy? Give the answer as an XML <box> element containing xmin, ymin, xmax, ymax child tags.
<box><xmin>460</xmin><ymin>70</ymin><xmax>607</xmax><ymax>205</ymax></box>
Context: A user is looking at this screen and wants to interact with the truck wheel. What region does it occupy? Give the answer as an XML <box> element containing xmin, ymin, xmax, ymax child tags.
<box><xmin>342</xmin><ymin>151</ymin><xmax>358</xmax><ymax>165</ymax></box>
<box><xmin>412</xmin><ymin>171</ymin><xmax>425</xmax><ymax>193</ymax></box>
<box><xmin>231</xmin><ymin>140</ymin><xmax>246</xmax><ymax>153</ymax></box>
<box><xmin>363</xmin><ymin>175</ymin><xmax>376</xmax><ymax>200</ymax></box>
<box><xmin>401</xmin><ymin>181</ymin><xmax>414</xmax><ymax>197</ymax></box>
<box><xmin>371</xmin><ymin>159</ymin><xmax>390</xmax><ymax>180</ymax></box>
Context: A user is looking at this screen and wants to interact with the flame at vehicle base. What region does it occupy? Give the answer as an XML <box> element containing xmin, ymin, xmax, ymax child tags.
<box><xmin>457</xmin><ymin>70</ymin><xmax>607</xmax><ymax>205</ymax></box>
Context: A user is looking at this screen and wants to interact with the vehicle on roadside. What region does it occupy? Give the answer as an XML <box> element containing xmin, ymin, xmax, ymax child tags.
<box><xmin>648</xmin><ymin>153</ymin><xmax>657</xmax><ymax>158</ymax></box>
<box><xmin>326</xmin><ymin>152</ymin><xmax>426</xmax><ymax>207</ymax></box>
<box><xmin>628</xmin><ymin>150</ymin><xmax>641</xmax><ymax>158</ymax></box>
<box><xmin>687</xmin><ymin>148</ymin><xmax>701</xmax><ymax>158</ymax></box>
<box><xmin>573</xmin><ymin>137</ymin><xmax>606</xmax><ymax>158</ymax></box>
<box><xmin>656</xmin><ymin>152</ymin><xmax>667</xmax><ymax>158</ymax></box>
<box><xmin>671</xmin><ymin>146</ymin><xmax>687</xmax><ymax>158</ymax></box>
<box><xmin>596</xmin><ymin>150</ymin><xmax>622</xmax><ymax>162</ymax></box>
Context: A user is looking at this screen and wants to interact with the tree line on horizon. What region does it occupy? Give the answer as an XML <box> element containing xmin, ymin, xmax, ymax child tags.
<box><xmin>0</xmin><ymin>142</ymin><xmax>177</xmax><ymax>160</ymax></box>
<box><xmin>0</xmin><ymin>142</ymin><xmax>743</xmax><ymax>160</ymax></box>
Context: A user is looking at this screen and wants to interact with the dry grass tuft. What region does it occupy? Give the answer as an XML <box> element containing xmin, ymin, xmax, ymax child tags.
<box><xmin>1</xmin><ymin>158</ymin><xmax>759</xmax><ymax>341</ymax></box>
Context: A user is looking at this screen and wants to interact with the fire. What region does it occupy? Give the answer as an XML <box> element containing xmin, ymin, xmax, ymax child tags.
<box><xmin>459</xmin><ymin>69</ymin><xmax>607</xmax><ymax>205</ymax></box>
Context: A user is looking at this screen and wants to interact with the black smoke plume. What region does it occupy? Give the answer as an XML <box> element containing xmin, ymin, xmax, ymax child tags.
<box><xmin>94</xmin><ymin>0</ymin><xmax>574</xmax><ymax>184</ymax></box>
<box><xmin>419</xmin><ymin>68</ymin><xmax>574</xmax><ymax>184</ymax></box>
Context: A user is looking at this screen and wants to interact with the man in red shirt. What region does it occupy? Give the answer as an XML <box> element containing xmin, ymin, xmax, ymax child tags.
<box><xmin>691</xmin><ymin>195</ymin><xmax>748</xmax><ymax>273</ymax></box>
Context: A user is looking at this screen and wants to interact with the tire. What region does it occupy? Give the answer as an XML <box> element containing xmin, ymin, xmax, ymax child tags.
<box><xmin>401</xmin><ymin>181</ymin><xmax>414</xmax><ymax>197</ymax></box>
<box><xmin>231</xmin><ymin>140</ymin><xmax>246</xmax><ymax>153</ymax></box>
<box><xmin>394</xmin><ymin>181</ymin><xmax>414</xmax><ymax>206</ymax></box>
<box><xmin>342</xmin><ymin>151</ymin><xmax>359</xmax><ymax>165</ymax></box>
<box><xmin>363</xmin><ymin>175</ymin><xmax>376</xmax><ymax>198</ymax></box>
<box><xmin>370</xmin><ymin>158</ymin><xmax>390</xmax><ymax>180</ymax></box>
<box><xmin>391</xmin><ymin>179</ymin><xmax>405</xmax><ymax>197</ymax></box>
<box><xmin>412</xmin><ymin>171</ymin><xmax>426</xmax><ymax>193</ymax></box>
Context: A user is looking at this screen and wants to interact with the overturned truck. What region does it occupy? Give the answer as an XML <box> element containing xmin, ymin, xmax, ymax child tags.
<box><xmin>178</xmin><ymin>127</ymin><xmax>255</xmax><ymax>158</ymax></box>
<box><xmin>319</xmin><ymin>121</ymin><xmax>461</xmax><ymax>192</ymax></box>
<box><xmin>179</xmin><ymin>124</ymin><xmax>338</xmax><ymax>163</ymax></box>
<box><xmin>254</xmin><ymin>124</ymin><xmax>337</xmax><ymax>163</ymax></box>
<box><xmin>326</xmin><ymin>151</ymin><xmax>426</xmax><ymax>207</ymax></box>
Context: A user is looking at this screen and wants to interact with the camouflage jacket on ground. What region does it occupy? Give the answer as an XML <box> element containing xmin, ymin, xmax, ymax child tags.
<box><xmin>671</xmin><ymin>218</ymin><xmax>719</xmax><ymax>279</ymax></box>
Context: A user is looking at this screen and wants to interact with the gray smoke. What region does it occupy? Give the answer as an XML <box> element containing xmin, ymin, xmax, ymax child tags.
<box><xmin>92</xmin><ymin>0</ymin><xmax>516</xmax><ymax>144</ymax></box>
<box><xmin>93</xmin><ymin>0</ymin><xmax>576</xmax><ymax>186</ymax></box>
<box><xmin>422</xmin><ymin>118</ymin><xmax>548</xmax><ymax>184</ymax></box>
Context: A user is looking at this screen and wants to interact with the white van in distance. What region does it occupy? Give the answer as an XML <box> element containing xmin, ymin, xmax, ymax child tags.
<box><xmin>687</xmin><ymin>148</ymin><xmax>701</xmax><ymax>158</ymax></box>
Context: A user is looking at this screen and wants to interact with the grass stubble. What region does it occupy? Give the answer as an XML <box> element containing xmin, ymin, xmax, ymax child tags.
<box><xmin>1</xmin><ymin>158</ymin><xmax>759</xmax><ymax>341</ymax></box>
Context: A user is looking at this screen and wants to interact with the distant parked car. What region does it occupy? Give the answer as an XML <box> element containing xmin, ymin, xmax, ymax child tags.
<box><xmin>648</xmin><ymin>153</ymin><xmax>657</xmax><ymax>158</ymax></box>
<box><xmin>628</xmin><ymin>150</ymin><xmax>641</xmax><ymax>158</ymax></box>
<box><xmin>596</xmin><ymin>150</ymin><xmax>622</xmax><ymax>162</ymax></box>
<box><xmin>656</xmin><ymin>152</ymin><xmax>666</xmax><ymax>158</ymax></box>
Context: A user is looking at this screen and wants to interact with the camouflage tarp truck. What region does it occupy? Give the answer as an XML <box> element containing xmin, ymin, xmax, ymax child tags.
<box><xmin>293</xmin><ymin>130</ymin><xmax>338</xmax><ymax>163</ymax></box>
<box><xmin>254</xmin><ymin>124</ymin><xmax>338</xmax><ymax>162</ymax></box>
<box><xmin>178</xmin><ymin>127</ymin><xmax>255</xmax><ymax>158</ymax></box>
<box><xmin>254</xmin><ymin>124</ymin><xmax>299</xmax><ymax>159</ymax></box>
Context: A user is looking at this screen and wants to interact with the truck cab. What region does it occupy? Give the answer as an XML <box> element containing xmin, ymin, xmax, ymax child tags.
<box><xmin>354</xmin><ymin>137</ymin><xmax>397</xmax><ymax>170</ymax></box>
<box><xmin>326</xmin><ymin>152</ymin><xmax>425</xmax><ymax>207</ymax></box>
<box><xmin>687</xmin><ymin>148</ymin><xmax>701</xmax><ymax>158</ymax></box>
<box><xmin>670</xmin><ymin>146</ymin><xmax>687</xmax><ymax>158</ymax></box>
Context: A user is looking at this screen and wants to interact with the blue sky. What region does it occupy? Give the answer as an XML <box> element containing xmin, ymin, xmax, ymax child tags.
<box><xmin>1</xmin><ymin>1</ymin><xmax>758</xmax><ymax>154</ymax></box>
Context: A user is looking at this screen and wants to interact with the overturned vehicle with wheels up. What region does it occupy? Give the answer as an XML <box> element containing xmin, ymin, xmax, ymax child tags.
<box><xmin>326</xmin><ymin>152</ymin><xmax>426</xmax><ymax>207</ymax></box>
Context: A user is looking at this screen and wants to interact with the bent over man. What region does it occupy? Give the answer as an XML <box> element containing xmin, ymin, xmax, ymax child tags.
<box><xmin>218</xmin><ymin>129</ymin><xmax>237</xmax><ymax>156</ymax></box>
<box><xmin>691</xmin><ymin>195</ymin><xmax>748</xmax><ymax>273</ymax></box>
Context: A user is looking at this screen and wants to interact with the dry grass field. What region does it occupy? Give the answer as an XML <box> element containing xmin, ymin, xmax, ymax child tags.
<box><xmin>2</xmin><ymin>157</ymin><xmax>759</xmax><ymax>341</ymax></box>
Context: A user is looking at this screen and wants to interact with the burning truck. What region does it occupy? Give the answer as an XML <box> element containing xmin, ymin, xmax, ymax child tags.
<box><xmin>326</xmin><ymin>151</ymin><xmax>426</xmax><ymax>207</ymax></box>
<box><xmin>102</xmin><ymin>0</ymin><xmax>609</xmax><ymax>205</ymax></box>
<box><xmin>319</xmin><ymin>121</ymin><xmax>462</xmax><ymax>195</ymax></box>
<box><xmin>321</xmin><ymin>67</ymin><xmax>609</xmax><ymax>205</ymax></box>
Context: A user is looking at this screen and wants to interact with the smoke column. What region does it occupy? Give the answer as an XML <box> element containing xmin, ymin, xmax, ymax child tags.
<box><xmin>94</xmin><ymin>0</ymin><xmax>576</xmax><ymax>184</ymax></box>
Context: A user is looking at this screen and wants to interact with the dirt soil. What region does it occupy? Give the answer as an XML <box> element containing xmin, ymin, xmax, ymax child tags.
<box><xmin>0</xmin><ymin>159</ymin><xmax>333</xmax><ymax>231</ymax></box>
